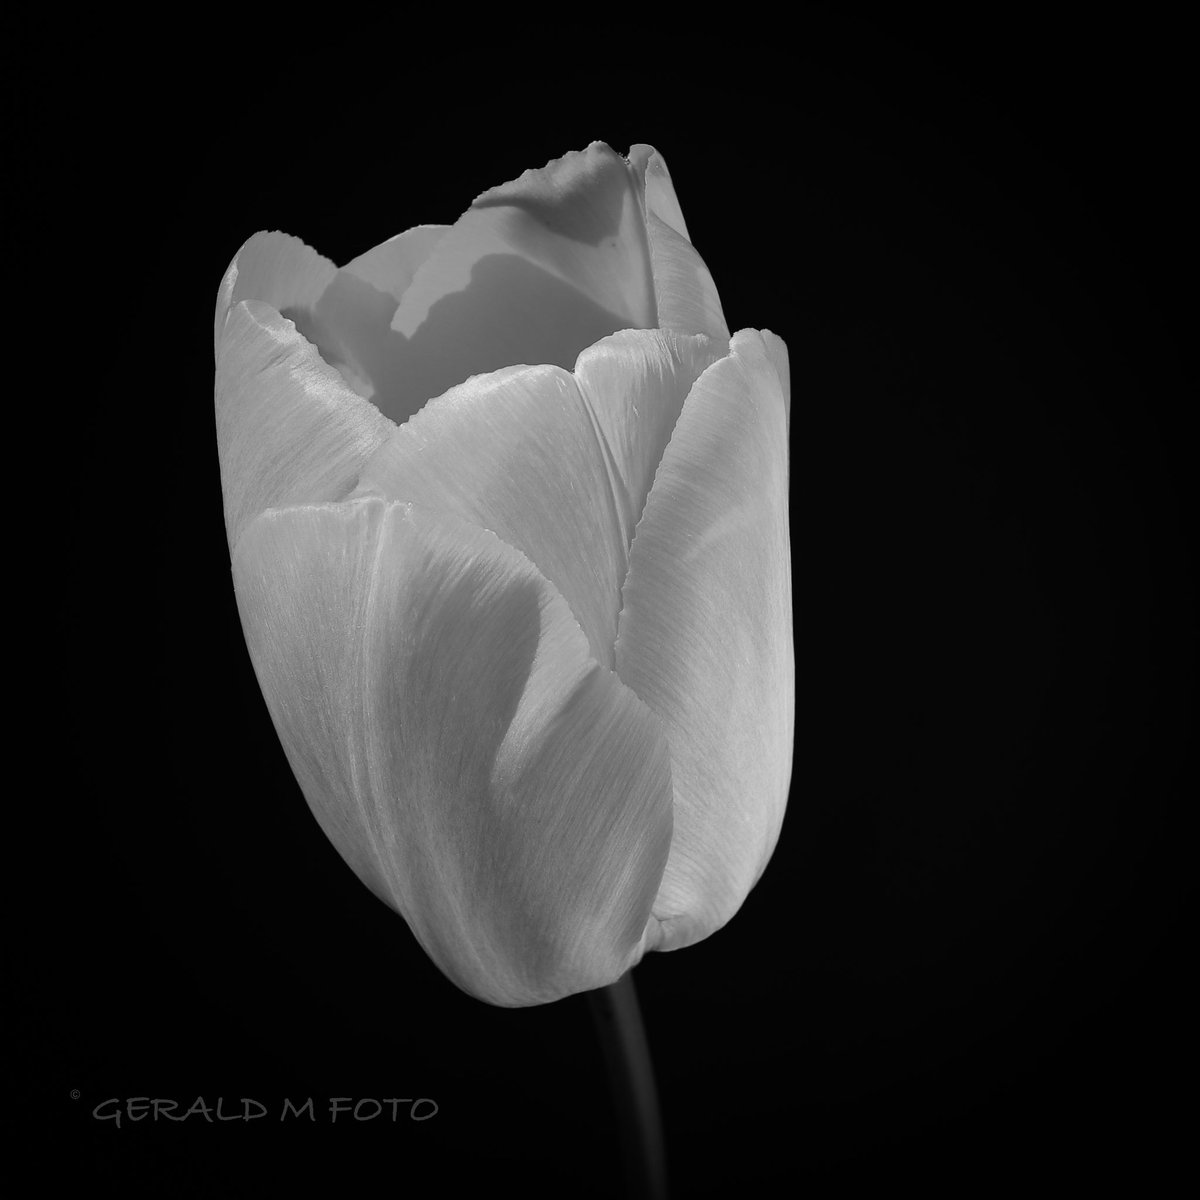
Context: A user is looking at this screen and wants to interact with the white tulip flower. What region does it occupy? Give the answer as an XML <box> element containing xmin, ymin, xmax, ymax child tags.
<box><xmin>214</xmin><ymin>142</ymin><xmax>792</xmax><ymax>1006</ymax></box>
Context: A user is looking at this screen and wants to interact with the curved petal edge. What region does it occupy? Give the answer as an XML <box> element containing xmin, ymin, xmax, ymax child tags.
<box><xmin>233</xmin><ymin>498</ymin><xmax>675</xmax><ymax>1005</ymax></box>
<box><xmin>616</xmin><ymin>330</ymin><xmax>793</xmax><ymax>953</ymax></box>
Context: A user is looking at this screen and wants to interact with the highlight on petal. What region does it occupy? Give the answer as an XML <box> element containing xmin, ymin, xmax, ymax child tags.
<box><xmin>615</xmin><ymin>330</ymin><xmax>793</xmax><ymax>952</ymax></box>
<box><xmin>627</xmin><ymin>145</ymin><xmax>729</xmax><ymax>343</ymax></box>
<box><xmin>214</xmin><ymin>300</ymin><xmax>393</xmax><ymax>549</ymax></box>
<box><xmin>232</xmin><ymin>498</ymin><xmax>674</xmax><ymax>1006</ymax></box>
<box><xmin>760</xmin><ymin>328</ymin><xmax>791</xmax><ymax>432</ymax></box>
<box><xmin>353</xmin><ymin>329</ymin><xmax>724</xmax><ymax>669</ymax></box>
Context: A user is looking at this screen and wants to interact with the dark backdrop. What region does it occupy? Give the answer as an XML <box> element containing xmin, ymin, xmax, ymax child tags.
<box><xmin>27</xmin><ymin>10</ymin><xmax>1193</xmax><ymax>1197</ymax></box>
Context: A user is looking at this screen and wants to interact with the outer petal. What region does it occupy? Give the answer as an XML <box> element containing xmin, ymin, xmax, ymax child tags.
<box><xmin>574</xmin><ymin>329</ymin><xmax>727</xmax><ymax>538</ymax></box>
<box><xmin>354</xmin><ymin>330</ymin><xmax>724</xmax><ymax>668</ymax></box>
<box><xmin>232</xmin><ymin>498</ymin><xmax>674</xmax><ymax>1007</ymax></box>
<box><xmin>214</xmin><ymin>300</ymin><xmax>393</xmax><ymax>549</ymax></box>
<box><xmin>615</xmin><ymin>330</ymin><xmax>793</xmax><ymax>952</ymax></box>
<box><xmin>760</xmin><ymin>328</ymin><xmax>791</xmax><ymax>431</ymax></box>
<box><xmin>627</xmin><ymin>145</ymin><xmax>729</xmax><ymax>343</ymax></box>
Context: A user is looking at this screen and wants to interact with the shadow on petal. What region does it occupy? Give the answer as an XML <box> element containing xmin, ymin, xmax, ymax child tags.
<box><xmin>473</xmin><ymin>162</ymin><xmax>629</xmax><ymax>245</ymax></box>
<box><xmin>287</xmin><ymin>254</ymin><xmax>633</xmax><ymax>428</ymax></box>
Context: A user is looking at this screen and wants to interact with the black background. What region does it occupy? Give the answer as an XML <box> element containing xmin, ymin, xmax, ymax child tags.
<box><xmin>23</xmin><ymin>9</ymin><xmax>1194</xmax><ymax>1197</ymax></box>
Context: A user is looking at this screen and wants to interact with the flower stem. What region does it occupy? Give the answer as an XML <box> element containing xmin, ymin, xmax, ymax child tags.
<box><xmin>587</xmin><ymin>970</ymin><xmax>668</xmax><ymax>1200</ymax></box>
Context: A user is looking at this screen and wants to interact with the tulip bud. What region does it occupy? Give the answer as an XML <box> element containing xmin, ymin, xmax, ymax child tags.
<box><xmin>215</xmin><ymin>142</ymin><xmax>792</xmax><ymax>1006</ymax></box>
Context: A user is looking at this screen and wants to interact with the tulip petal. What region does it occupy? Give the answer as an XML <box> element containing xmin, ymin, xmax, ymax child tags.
<box><xmin>761</xmin><ymin>328</ymin><xmax>791</xmax><ymax>432</ymax></box>
<box><xmin>395</xmin><ymin>142</ymin><xmax>656</xmax><ymax>337</ymax></box>
<box><xmin>289</xmin><ymin>225</ymin><xmax>454</xmax><ymax>409</ymax></box>
<box><xmin>232</xmin><ymin>498</ymin><xmax>674</xmax><ymax>1006</ymax></box>
<box><xmin>340</xmin><ymin>224</ymin><xmax>450</xmax><ymax>303</ymax></box>
<box><xmin>615</xmin><ymin>330</ymin><xmax>793</xmax><ymax>952</ymax></box>
<box><xmin>573</xmin><ymin>329</ymin><xmax>727</xmax><ymax>535</ymax></box>
<box><xmin>626</xmin><ymin>144</ymin><xmax>692</xmax><ymax>241</ymax></box>
<box><xmin>215</xmin><ymin>230</ymin><xmax>336</xmax><ymax>353</ymax></box>
<box><xmin>627</xmin><ymin>145</ymin><xmax>730</xmax><ymax>343</ymax></box>
<box><xmin>353</xmin><ymin>331</ymin><xmax>724</xmax><ymax>668</ymax></box>
<box><xmin>214</xmin><ymin>300</ymin><xmax>393</xmax><ymax>549</ymax></box>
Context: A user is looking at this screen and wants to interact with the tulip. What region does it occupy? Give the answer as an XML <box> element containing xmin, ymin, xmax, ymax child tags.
<box><xmin>214</xmin><ymin>142</ymin><xmax>792</xmax><ymax>1007</ymax></box>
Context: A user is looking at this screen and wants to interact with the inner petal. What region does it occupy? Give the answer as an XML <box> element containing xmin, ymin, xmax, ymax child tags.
<box><xmin>303</xmin><ymin>253</ymin><xmax>634</xmax><ymax>427</ymax></box>
<box><xmin>292</xmin><ymin>143</ymin><xmax>660</xmax><ymax>428</ymax></box>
